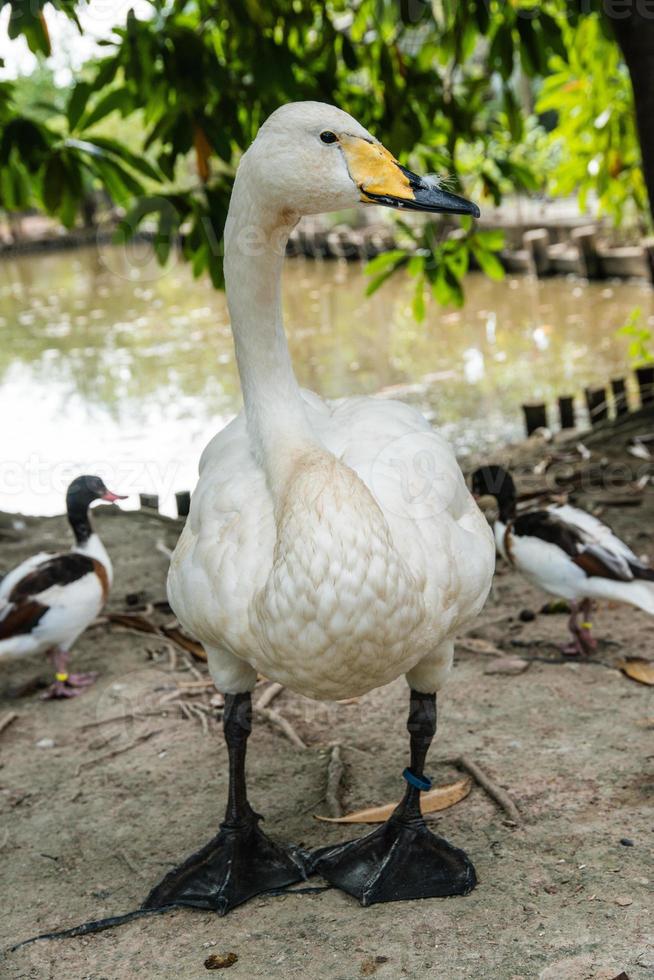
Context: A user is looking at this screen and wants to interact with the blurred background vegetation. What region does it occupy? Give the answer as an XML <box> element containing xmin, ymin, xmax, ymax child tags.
<box><xmin>1</xmin><ymin>0</ymin><xmax>653</xmax><ymax>312</ymax></box>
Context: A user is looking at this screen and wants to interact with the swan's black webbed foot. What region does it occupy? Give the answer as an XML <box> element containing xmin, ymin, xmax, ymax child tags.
<box><xmin>143</xmin><ymin>813</ymin><xmax>309</xmax><ymax>914</ymax></box>
<box><xmin>312</xmin><ymin>803</ymin><xmax>475</xmax><ymax>905</ymax></box>
<box><xmin>312</xmin><ymin>689</ymin><xmax>476</xmax><ymax>906</ymax></box>
<box><xmin>143</xmin><ymin>691</ymin><xmax>308</xmax><ymax>915</ymax></box>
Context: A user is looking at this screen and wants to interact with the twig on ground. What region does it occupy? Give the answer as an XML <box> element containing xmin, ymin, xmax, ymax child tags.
<box><xmin>118</xmin><ymin>850</ymin><xmax>142</xmax><ymax>876</ymax></box>
<box><xmin>189</xmin><ymin>703</ymin><xmax>210</xmax><ymax>735</ymax></box>
<box><xmin>75</xmin><ymin>729</ymin><xmax>163</xmax><ymax>776</ymax></box>
<box><xmin>156</xmin><ymin>539</ymin><xmax>174</xmax><ymax>560</ymax></box>
<box><xmin>256</xmin><ymin>681</ymin><xmax>284</xmax><ymax>711</ymax></box>
<box><xmin>183</xmin><ymin>653</ymin><xmax>204</xmax><ymax>681</ymax></box>
<box><xmin>462</xmin><ymin>613</ymin><xmax>514</xmax><ymax>635</ymax></box>
<box><xmin>325</xmin><ymin>743</ymin><xmax>345</xmax><ymax>819</ymax></box>
<box><xmin>448</xmin><ymin>755</ymin><xmax>522</xmax><ymax>826</ymax></box>
<box><xmin>255</xmin><ymin>707</ymin><xmax>306</xmax><ymax>749</ymax></box>
<box><xmin>0</xmin><ymin>711</ymin><xmax>18</xmax><ymax>738</ymax></box>
<box><xmin>78</xmin><ymin>710</ymin><xmax>163</xmax><ymax>730</ymax></box>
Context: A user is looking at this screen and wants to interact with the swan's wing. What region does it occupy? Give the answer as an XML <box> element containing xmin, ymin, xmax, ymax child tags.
<box><xmin>316</xmin><ymin>396</ymin><xmax>495</xmax><ymax>632</ymax></box>
<box><xmin>168</xmin><ymin>413</ymin><xmax>275</xmax><ymax>656</ymax></box>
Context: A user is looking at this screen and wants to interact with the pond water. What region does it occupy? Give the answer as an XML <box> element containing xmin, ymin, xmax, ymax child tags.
<box><xmin>1</xmin><ymin>240</ymin><xmax>652</xmax><ymax>516</ymax></box>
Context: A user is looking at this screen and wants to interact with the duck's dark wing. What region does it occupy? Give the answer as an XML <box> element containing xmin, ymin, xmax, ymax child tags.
<box><xmin>0</xmin><ymin>598</ymin><xmax>49</xmax><ymax>638</ymax></box>
<box><xmin>8</xmin><ymin>553</ymin><xmax>96</xmax><ymax>603</ymax></box>
<box><xmin>0</xmin><ymin>553</ymin><xmax>96</xmax><ymax>639</ymax></box>
<box><xmin>512</xmin><ymin>510</ymin><xmax>638</xmax><ymax>582</ymax></box>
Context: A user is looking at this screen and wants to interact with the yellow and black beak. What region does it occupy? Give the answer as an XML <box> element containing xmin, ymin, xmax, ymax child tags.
<box><xmin>340</xmin><ymin>134</ymin><xmax>480</xmax><ymax>219</ymax></box>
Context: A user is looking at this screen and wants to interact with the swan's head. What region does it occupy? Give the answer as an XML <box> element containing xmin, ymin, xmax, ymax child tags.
<box><xmin>240</xmin><ymin>101</ymin><xmax>480</xmax><ymax>220</ymax></box>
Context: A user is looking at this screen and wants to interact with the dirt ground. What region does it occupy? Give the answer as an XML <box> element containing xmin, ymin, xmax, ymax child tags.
<box><xmin>1</xmin><ymin>423</ymin><xmax>653</xmax><ymax>980</ymax></box>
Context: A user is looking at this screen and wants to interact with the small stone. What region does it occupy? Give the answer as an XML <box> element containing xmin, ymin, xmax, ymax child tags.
<box><xmin>35</xmin><ymin>738</ymin><xmax>55</xmax><ymax>749</ymax></box>
<box><xmin>519</xmin><ymin>608</ymin><xmax>536</xmax><ymax>622</ymax></box>
<box><xmin>615</xmin><ymin>896</ymin><xmax>633</xmax><ymax>907</ymax></box>
<box><xmin>205</xmin><ymin>952</ymin><xmax>238</xmax><ymax>970</ymax></box>
<box><xmin>619</xmin><ymin>838</ymin><xmax>634</xmax><ymax>847</ymax></box>
<box><xmin>485</xmin><ymin>657</ymin><xmax>529</xmax><ymax>676</ymax></box>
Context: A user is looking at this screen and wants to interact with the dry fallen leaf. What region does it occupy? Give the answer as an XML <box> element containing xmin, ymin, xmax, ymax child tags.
<box><xmin>618</xmin><ymin>658</ymin><xmax>654</xmax><ymax>686</ymax></box>
<box><xmin>204</xmin><ymin>951</ymin><xmax>238</xmax><ymax>970</ymax></box>
<box><xmin>315</xmin><ymin>776</ymin><xmax>471</xmax><ymax>824</ymax></box>
<box><xmin>107</xmin><ymin>612</ymin><xmax>159</xmax><ymax>634</ymax></box>
<box><xmin>161</xmin><ymin>625</ymin><xmax>207</xmax><ymax>661</ymax></box>
<box><xmin>485</xmin><ymin>657</ymin><xmax>529</xmax><ymax>676</ymax></box>
<box><xmin>456</xmin><ymin>637</ymin><xmax>504</xmax><ymax>657</ymax></box>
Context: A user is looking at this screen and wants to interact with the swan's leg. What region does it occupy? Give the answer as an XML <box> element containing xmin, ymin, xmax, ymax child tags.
<box><xmin>41</xmin><ymin>646</ymin><xmax>97</xmax><ymax>699</ymax></box>
<box><xmin>143</xmin><ymin>690</ymin><xmax>309</xmax><ymax>914</ymax></box>
<box><xmin>312</xmin><ymin>656</ymin><xmax>476</xmax><ymax>906</ymax></box>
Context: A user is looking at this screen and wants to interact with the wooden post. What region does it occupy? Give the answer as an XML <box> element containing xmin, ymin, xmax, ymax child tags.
<box><xmin>571</xmin><ymin>225</ymin><xmax>602</xmax><ymax>279</ymax></box>
<box><xmin>558</xmin><ymin>395</ymin><xmax>576</xmax><ymax>429</ymax></box>
<box><xmin>175</xmin><ymin>491</ymin><xmax>191</xmax><ymax>518</ymax></box>
<box><xmin>635</xmin><ymin>364</ymin><xmax>654</xmax><ymax>406</ymax></box>
<box><xmin>139</xmin><ymin>493</ymin><xmax>159</xmax><ymax>511</ymax></box>
<box><xmin>585</xmin><ymin>387</ymin><xmax>608</xmax><ymax>426</ymax></box>
<box><xmin>611</xmin><ymin>378</ymin><xmax>629</xmax><ymax>416</ymax></box>
<box><xmin>643</xmin><ymin>238</ymin><xmax>654</xmax><ymax>286</ymax></box>
<box><xmin>523</xmin><ymin>229</ymin><xmax>551</xmax><ymax>278</ymax></box>
<box><xmin>522</xmin><ymin>403</ymin><xmax>548</xmax><ymax>436</ymax></box>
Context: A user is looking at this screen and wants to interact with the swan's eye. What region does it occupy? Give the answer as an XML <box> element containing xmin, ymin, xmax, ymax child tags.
<box><xmin>320</xmin><ymin>131</ymin><xmax>338</xmax><ymax>144</ymax></box>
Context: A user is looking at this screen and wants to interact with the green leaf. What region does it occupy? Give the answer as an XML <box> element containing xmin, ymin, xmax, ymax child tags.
<box><xmin>67</xmin><ymin>81</ymin><xmax>92</xmax><ymax>131</ymax></box>
<box><xmin>81</xmin><ymin>136</ymin><xmax>162</xmax><ymax>181</ymax></box>
<box><xmin>42</xmin><ymin>153</ymin><xmax>67</xmax><ymax>214</ymax></box>
<box><xmin>472</xmin><ymin>244</ymin><xmax>505</xmax><ymax>281</ymax></box>
<box><xmin>474</xmin><ymin>228</ymin><xmax>505</xmax><ymax>251</ymax></box>
<box><xmin>80</xmin><ymin>88</ymin><xmax>132</xmax><ymax>130</ymax></box>
<box><xmin>364</xmin><ymin>249</ymin><xmax>407</xmax><ymax>277</ymax></box>
<box><xmin>412</xmin><ymin>277</ymin><xmax>426</xmax><ymax>321</ymax></box>
<box><xmin>365</xmin><ymin>267</ymin><xmax>398</xmax><ymax>297</ymax></box>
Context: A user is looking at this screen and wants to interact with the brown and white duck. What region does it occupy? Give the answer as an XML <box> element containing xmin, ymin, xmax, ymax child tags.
<box><xmin>0</xmin><ymin>475</ymin><xmax>125</xmax><ymax>698</ymax></box>
<box><xmin>471</xmin><ymin>465</ymin><xmax>654</xmax><ymax>655</ymax></box>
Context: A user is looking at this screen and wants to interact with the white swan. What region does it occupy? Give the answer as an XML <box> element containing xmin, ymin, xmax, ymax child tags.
<box><xmin>145</xmin><ymin>102</ymin><xmax>495</xmax><ymax>913</ymax></box>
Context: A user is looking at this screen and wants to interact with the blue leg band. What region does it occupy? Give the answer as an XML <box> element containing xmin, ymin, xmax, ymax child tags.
<box><xmin>403</xmin><ymin>768</ymin><xmax>432</xmax><ymax>791</ymax></box>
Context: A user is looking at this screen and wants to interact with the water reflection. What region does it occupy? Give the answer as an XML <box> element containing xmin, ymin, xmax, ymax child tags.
<box><xmin>0</xmin><ymin>244</ymin><xmax>651</xmax><ymax>515</ymax></box>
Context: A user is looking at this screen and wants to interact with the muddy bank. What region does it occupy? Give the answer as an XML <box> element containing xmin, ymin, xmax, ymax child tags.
<box><xmin>1</xmin><ymin>419</ymin><xmax>653</xmax><ymax>979</ymax></box>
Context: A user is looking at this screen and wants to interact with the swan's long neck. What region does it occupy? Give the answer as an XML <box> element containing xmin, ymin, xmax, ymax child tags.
<box><xmin>224</xmin><ymin>165</ymin><xmax>319</xmax><ymax>495</ymax></box>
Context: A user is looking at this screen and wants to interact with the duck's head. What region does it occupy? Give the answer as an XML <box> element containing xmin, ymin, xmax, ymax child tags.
<box><xmin>66</xmin><ymin>475</ymin><xmax>127</xmax><ymax>513</ymax></box>
<box><xmin>239</xmin><ymin>101</ymin><xmax>480</xmax><ymax>221</ymax></box>
<box><xmin>470</xmin><ymin>466</ymin><xmax>516</xmax><ymax>508</ymax></box>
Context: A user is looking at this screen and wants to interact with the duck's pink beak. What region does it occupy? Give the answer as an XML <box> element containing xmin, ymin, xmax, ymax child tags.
<box><xmin>102</xmin><ymin>490</ymin><xmax>127</xmax><ymax>502</ymax></box>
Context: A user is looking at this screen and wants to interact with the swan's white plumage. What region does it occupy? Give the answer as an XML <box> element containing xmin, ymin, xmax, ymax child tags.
<box><xmin>170</xmin><ymin>393</ymin><xmax>494</xmax><ymax>700</ymax></box>
<box><xmin>167</xmin><ymin>102</ymin><xmax>495</xmax><ymax>701</ymax></box>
